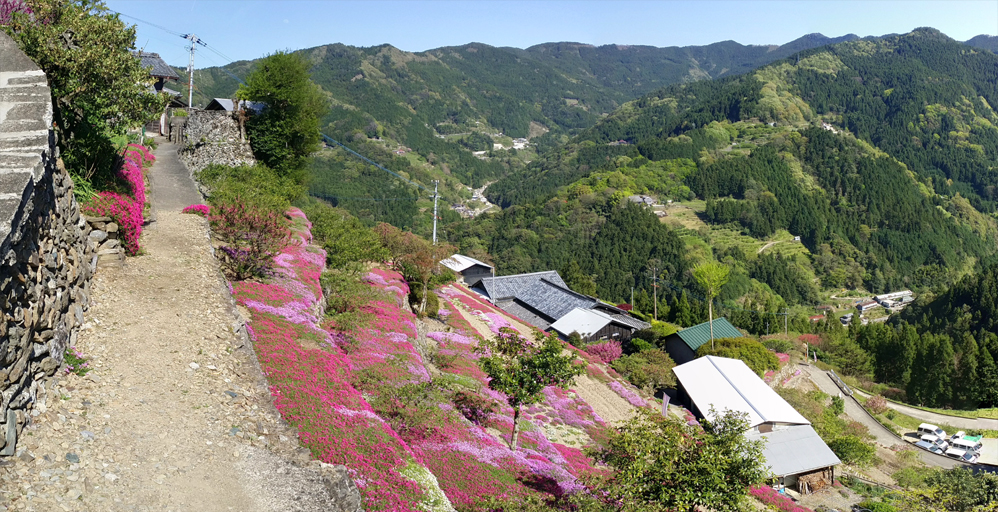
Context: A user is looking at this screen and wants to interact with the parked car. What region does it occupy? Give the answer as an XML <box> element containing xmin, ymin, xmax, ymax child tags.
<box><xmin>918</xmin><ymin>423</ymin><xmax>947</xmax><ymax>439</ymax></box>
<box><xmin>916</xmin><ymin>440</ymin><xmax>944</xmax><ymax>454</ymax></box>
<box><xmin>920</xmin><ymin>434</ymin><xmax>949</xmax><ymax>451</ymax></box>
<box><xmin>950</xmin><ymin>431</ymin><xmax>966</xmax><ymax>442</ymax></box>
<box><xmin>952</xmin><ymin>436</ymin><xmax>983</xmax><ymax>454</ymax></box>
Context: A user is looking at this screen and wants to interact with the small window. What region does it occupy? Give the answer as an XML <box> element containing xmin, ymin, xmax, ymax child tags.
<box><xmin>612</xmin><ymin>332</ymin><xmax>620</xmax><ymax>337</ymax></box>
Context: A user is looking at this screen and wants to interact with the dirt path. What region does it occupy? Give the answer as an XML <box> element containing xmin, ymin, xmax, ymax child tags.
<box><xmin>570</xmin><ymin>376</ymin><xmax>636</xmax><ymax>425</ymax></box>
<box><xmin>757</xmin><ymin>240</ymin><xmax>781</xmax><ymax>254</ymax></box>
<box><xmin>0</xmin><ymin>138</ymin><xmax>337</xmax><ymax>511</ymax></box>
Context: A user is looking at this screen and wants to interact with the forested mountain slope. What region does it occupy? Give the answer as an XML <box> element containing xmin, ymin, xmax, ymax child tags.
<box><xmin>487</xmin><ymin>28</ymin><xmax>998</xmax><ymax>210</ymax></box>
<box><xmin>180</xmin><ymin>33</ymin><xmax>861</xmax><ymax>193</ymax></box>
<box><xmin>466</xmin><ymin>28</ymin><xmax>998</xmax><ymax>316</ymax></box>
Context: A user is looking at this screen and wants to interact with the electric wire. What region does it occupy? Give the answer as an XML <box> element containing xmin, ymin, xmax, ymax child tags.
<box><xmin>116</xmin><ymin>9</ymin><xmax>432</xmax><ymax>197</ymax></box>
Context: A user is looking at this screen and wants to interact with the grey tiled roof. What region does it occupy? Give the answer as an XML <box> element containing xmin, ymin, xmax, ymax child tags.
<box><xmin>476</xmin><ymin>271</ymin><xmax>566</xmax><ymax>301</ymax></box>
<box><xmin>517</xmin><ymin>279</ymin><xmax>597</xmax><ymax>322</ymax></box>
<box><xmin>135</xmin><ymin>52</ymin><xmax>180</xmax><ymax>80</ymax></box>
<box><xmin>499</xmin><ymin>301</ymin><xmax>552</xmax><ymax>331</ymax></box>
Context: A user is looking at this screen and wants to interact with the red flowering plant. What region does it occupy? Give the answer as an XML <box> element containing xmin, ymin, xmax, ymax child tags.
<box><xmin>81</xmin><ymin>144</ymin><xmax>150</xmax><ymax>255</ymax></box>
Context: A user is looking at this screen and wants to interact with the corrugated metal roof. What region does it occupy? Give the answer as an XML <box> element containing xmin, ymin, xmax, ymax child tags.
<box><xmin>549</xmin><ymin>308</ymin><xmax>613</xmax><ymax>338</ymax></box>
<box><xmin>134</xmin><ymin>52</ymin><xmax>180</xmax><ymax>80</ymax></box>
<box><xmin>676</xmin><ymin>318</ymin><xmax>743</xmax><ymax>351</ymax></box>
<box><xmin>745</xmin><ymin>425</ymin><xmax>840</xmax><ymax>476</ymax></box>
<box><xmin>673</xmin><ymin>355</ymin><xmax>810</xmax><ymax>428</ymax></box>
<box><xmin>441</xmin><ymin>254</ymin><xmax>492</xmax><ymax>273</ymax></box>
<box><xmin>608</xmin><ymin>312</ymin><xmax>651</xmax><ymax>331</ymax></box>
<box><xmin>476</xmin><ymin>271</ymin><xmax>566</xmax><ymax>301</ymax></box>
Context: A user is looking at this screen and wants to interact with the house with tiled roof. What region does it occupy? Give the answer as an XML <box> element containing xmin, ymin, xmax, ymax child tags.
<box><xmin>471</xmin><ymin>270</ymin><xmax>649</xmax><ymax>338</ymax></box>
<box><xmin>662</xmin><ymin>317</ymin><xmax>744</xmax><ymax>365</ymax></box>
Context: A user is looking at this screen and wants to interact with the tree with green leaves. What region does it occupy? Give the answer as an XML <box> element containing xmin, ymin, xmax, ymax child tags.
<box><xmin>587</xmin><ymin>408</ymin><xmax>766</xmax><ymax>512</ymax></box>
<box><xmin>3</xmin><ymin>0</ymin><xmax>165</xmax><ymax>185</ymax></box>
<box><xmin>693</xmin><ymin>261</ymin><xmax>729</xmax><ymax>349</ymax></box>
<box><xmin>239</xmin><ymin>50</ymin><xmax>328</xmax><ymax>185</ymax></box>
<box><xmin>477</xmin><ymin>328</ymin><xmax>584</xmax><ymax>449</ymax></box>
<box><xmin>562</xmin><ymin>259</ymin><xmax>597</xmax><ymax>296</ymax></box>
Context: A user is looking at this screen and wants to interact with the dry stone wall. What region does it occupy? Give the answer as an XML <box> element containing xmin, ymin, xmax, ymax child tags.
<box><xmin>177</xmin><ymin>110</ymin><xmax>256</xmax><ymax>176</ymax></box>
<box><xmin>0</xmin><ymin>33</ymin><xmax>96</xmax><ymax>456</ymax></box>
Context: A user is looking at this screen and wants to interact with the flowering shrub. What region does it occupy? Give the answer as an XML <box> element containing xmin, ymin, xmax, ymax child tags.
<box><xmin>0</xmin><ymin>0</ymin><xmax>31</xmax><ymax>24</ymax></box>
<box><xmin>81</xmin><ymin>144</ymin><xmax>151</xmax><ymax>255</ymax></box>
<box><xmin>749</xmin><ymin>485</ymin><xmax>814</xmax><ymax>512</ymax></box>
<box><xmin>210</xmin><ymin>201</ymin><xmax>290</xmax><ymax>280</ymax></box>
<box><xmin>182</xmin><ymin>204</ymin><xmax>211</xmax><ymax>216</ymax></box>
<box><xmin>584</xmin><ymin>340</ymin><xmax>623</xmax><ymax>364</ymax></box>
<box><xmin>867</xmin><ymin>394</ymin><xmax>889</xmax><ymax>415</ymax></box>
<box><xmin>63</xmin><ymin>346</ymin><xmax>90</xmax><ymax>376</ymax></box>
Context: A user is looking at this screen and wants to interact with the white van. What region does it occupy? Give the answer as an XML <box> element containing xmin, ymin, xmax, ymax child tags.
<box><xmin>952</xmin><ymin>438</ymin><xmax>983</xmax><ymax>453</ymax></box>
<box><xmin>918</xmin><ymin>423</ymin><xmax>946</xmax><ymax>438</ymax></box>
<box><xmin>946</xmin><ymin>447</ymin><xmax>979</xmax><ymax>464</ymax></box>
<box><xmin>921</xmin><ymin>434</ymin><xmax>949</xmax><ymax>451</ymax></box>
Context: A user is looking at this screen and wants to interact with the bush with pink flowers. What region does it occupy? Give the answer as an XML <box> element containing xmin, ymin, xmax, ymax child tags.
<box><xmin>584</xmin><ymin>340</ymin><xmax>623</xmax><ymax>363</ymax></box>
<box><xmin>81</xmin><ymin>144</ymin><xmax>152</xmax><ymax>255</ymax></box>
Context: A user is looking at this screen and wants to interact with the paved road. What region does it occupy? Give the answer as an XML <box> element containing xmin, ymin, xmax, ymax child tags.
<box><xmin>803</xmin><ymin>366</ymin><xmax>959</xmax><ymax>469</ymax></box>
<box><xmin>146</xmin><ymin>136</ymin><xmax>204</xmax><ymax>215</ymax></box>
<box><xmin>852</xmin><ymin>388</ymin><xmax>998</xmax><ymax>431</ymax></box>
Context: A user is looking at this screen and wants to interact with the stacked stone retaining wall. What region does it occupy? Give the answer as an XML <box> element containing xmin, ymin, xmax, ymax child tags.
<box><xmin>0</xmin><ymin>33</ymin><xmax>96</xmax><ymax>456</ymax></box>
<box><xmin>177</xmin><ymin>109</ymin><xmax>256</xmax><ymax>177</ymax></box>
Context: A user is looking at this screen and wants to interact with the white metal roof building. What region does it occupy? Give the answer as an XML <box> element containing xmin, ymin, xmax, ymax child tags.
<box><xmin>673</xmin><ymin>356</ymin><xmax>840</xmax><ymax>492</ymax></box>
<box><xmin>440</xmin><ymin>254</ymin><xmax>493</xmax><ymax>287</ymax></box>
<box><xmin>549</xmin><ymin>308</ymin><xmax>615</xmax><ymax>339</ymax></box>
<box><xmin>672</xmin><ymin>356</ymin><xmax>808</xmax><ymax>428</ymax></box>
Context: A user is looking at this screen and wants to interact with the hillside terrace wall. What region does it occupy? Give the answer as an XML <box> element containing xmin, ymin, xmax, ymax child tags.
<box><xmin>0</xmin><ymin>33</ymin><xmax>96</xmax><ymax>456</ymax></box>
<box><xmin>177</xmin><ymin>109</ymin><xmax>256</xmax><ymax>178</ymax></box>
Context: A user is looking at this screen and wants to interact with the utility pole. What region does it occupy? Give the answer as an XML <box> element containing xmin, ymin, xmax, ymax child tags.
<box><xmin>630</xmin><ymin>287</ymin><xmax>634</xmax><ymax>310</ymax></box>
<box><xmin>784</xmin><ymin>308</ymin><xmax>789</xmax><ymax>336</ymax></box>
<box><xmin>647</xmin><ymin>262</ymin><xmax>660</xmax><ymax>321</ymax></box>
<box><xmin>431</xmin><ymin>180</ymin><xmax>439</xmax><ymax>245</ymax></box>
<box><xmin>182</xmin><ymin>33</ymin><xmax>206</xmax><ymax>110</ymax></box>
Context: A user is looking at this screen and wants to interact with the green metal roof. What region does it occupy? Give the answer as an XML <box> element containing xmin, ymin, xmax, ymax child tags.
<box><xmin>676</xmin><ymin>318</ymin><xmax>744</xmax><ymax>351</ymax></box>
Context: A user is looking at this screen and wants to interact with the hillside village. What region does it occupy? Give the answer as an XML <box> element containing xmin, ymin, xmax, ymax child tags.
<box><xmin>3</xmin><ymin>2</ymin><xmax>998</xmax><ymax>512</ymax></box>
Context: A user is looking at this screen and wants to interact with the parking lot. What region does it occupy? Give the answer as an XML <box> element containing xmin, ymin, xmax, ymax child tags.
<box><xmin>903</xmin><ymin>431</ymin><xmax>998</xmax><ymax>466</ymax></box>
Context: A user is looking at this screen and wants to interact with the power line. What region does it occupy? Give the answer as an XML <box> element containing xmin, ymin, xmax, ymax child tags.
<box><xmin>114</xmin><ymin>8</ymin><xmax>429</xmax><ymax>195</ymax></box>
<box><xmin>114</xmin><ymin>11</ymin><xmax>185</xmax><ymax>37</ymax></box>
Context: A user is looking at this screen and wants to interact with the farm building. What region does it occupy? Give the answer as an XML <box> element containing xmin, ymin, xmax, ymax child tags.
<box><xmin>472</xmin><ymin>271</ymin><xmax>648</xmax><ymax>336</ymax></box>
<box><xmin>662</xmin><ymin>317</ymin><xmax>744</xmax><ymax>365</ymax></box>
<box><xmin>673</xmin><ymin>356</ymin><xmax>840</xmax><ymax>493</ymax></box>
<box><xmin>548</xmin><ymin>307</ymin><xmax>648</xmax><ymax>344</ymax></box>
<box><xmin>440</xmin><ymin>254</ymin><xmax>494</xmax><ymax>287</ymax></box>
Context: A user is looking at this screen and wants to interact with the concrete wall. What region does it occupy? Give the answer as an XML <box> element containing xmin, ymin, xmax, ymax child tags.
<box><xmin>0</xmin><ymin>33</ymin><xmax>96</xmax><ymax>456</ymax></box>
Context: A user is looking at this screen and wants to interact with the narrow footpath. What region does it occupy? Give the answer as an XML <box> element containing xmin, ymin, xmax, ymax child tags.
<box><xmin>0</xmin><ymin>138</ymin><xmax>337</xmax><ymax>511</ymax></box>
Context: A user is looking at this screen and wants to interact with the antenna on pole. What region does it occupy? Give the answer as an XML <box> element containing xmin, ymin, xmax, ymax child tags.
<box><xmin>432</xmin><ymin>180</ymin><xmax>440</xmax><ymax>245</ymax></box>
<box><xmin>182</xmin><ymin>33</ymin><xmax>207</xmax><ymax>109</ymax></box>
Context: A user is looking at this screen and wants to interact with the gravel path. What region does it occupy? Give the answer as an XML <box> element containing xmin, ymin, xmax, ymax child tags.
<box><xmin>0</xmin><ymin>138</ymin><xmax>341</xmax><ymax>511</ymax></box>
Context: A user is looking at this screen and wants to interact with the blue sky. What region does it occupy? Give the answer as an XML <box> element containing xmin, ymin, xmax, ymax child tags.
<box><xmin>106</xmin><ymin>0</ymin><xmax>998</xmax><ymax>68</ymax></box>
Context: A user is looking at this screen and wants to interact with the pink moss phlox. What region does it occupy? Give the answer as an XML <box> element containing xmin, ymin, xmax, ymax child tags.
<box><xmin>749</xmin><ymin>485</ymin><xmax>815</xmax><ymax>512</ymax></box>
<box><xmin>82</xmin><ymin>145</ymin><xmax>150</xmax><ymax>255</ymax></box>
<box><xmin>181</xmin><ymin>204</ymin><xmax>210</xmax><ymax>216</ymax></box>
<box><xmin>607</xmin><ymin>380</ymin><xmax>648</xmax><ymax>408</ymax></box>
